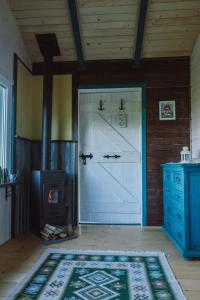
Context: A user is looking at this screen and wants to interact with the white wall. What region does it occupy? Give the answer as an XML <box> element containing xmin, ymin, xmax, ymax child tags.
<box><xmin>0</xmin><ymin>0</ymin><xmax>31</xmax><ymax>245</ymax></box>
<box><xmin>191</xmin><ymin>33</ymin><xmax>200</xmax><ymax>158</ymax></box>
<box><xmin>0</xmin><ymin>188</ymin><xmax>11</xmax><ymax>245</ymax></box>
<box><xmin>0</xmin><ymin>0</ymin><xmax>31</xmax><ymax>82</ymax></box>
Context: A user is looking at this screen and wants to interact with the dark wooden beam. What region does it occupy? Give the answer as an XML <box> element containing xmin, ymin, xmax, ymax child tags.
<box><xmin>135</xmin><ymin>0</ymin><xmax>148</xmax><ymax>64</ymax></box>
<box><xmin>11</xmin><ymin>53</ymin><xmax>18</xmax><ymax>175</ymax></box>
<box><xmin>67</xmin><ymin>0</ymin><xmax>84</xmax><ymax>63</ymax></box>
<box><xmin>32</xmin><ymin>57</ymin><xmax>190</xmax><ymax>75</ymax></box>
<box><xmin>35</xmin><ymin>33</ymin><xmax>60</xmax><ymax>59</ymax></box>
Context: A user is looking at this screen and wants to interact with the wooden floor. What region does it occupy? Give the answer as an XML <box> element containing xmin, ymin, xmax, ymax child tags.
<box><xmin>0</xmin><ymin>226</ymin><xmax>200</xmax><ymax>299</ymax></box>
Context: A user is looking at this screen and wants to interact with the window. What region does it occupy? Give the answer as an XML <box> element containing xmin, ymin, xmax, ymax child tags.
<box><xmin>0</xmin><ymin>75</ymin><xmax>12</xmax><ymax>172</ymax></box>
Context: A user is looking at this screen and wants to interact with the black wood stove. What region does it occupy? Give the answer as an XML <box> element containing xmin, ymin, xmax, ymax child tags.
<box><xmin>30</xmin><ymin>34</ymin><xmax>67</xmax><ymax>234</ymax></box>
<box><xmin>31</xmin><ymin>170</ymin><xmax>66</xmax><ymax>234</ymax></box>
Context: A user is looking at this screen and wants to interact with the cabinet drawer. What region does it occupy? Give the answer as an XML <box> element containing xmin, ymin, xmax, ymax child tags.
<box><xmin>164</xmin><ymin>216</ymin><xmax>185</xmax><ymax>248</ymax></box>
<box><xmin>164</xmin><ymin>201</ymin><xmax>184</xmax><ymax>228</ymax></box>
<box><xmin>173</xmin><ymin>171</ymin><xmax>183</xmax><ymax>185</ymax></box>
<box><xmin>173</xmin><ymin>171</ymin><xmax>184</xmax><ymax>191</ymax></box>
<box><xmin>164</xmin><ymin>188</ymin><xmax>184</xmax><ymax>212</ymax></box>
<box><xmin>163</xmin><ymin>188</ymin><xmax>172</xmax><ymax>201</ymax></box>
<box><xmin>164</xmin><ymin>170</ymin><xmax>173</xmax><ymax>184</ymax></box>
<box><xmin>172</xmin><ymin>190</ymin><xmax>184</xmax><ymax>212</ymax></box>
<box><xmin>175</xmin><ymin>228</ymin><xmax>185</xmax><ymax>248</ymax></box>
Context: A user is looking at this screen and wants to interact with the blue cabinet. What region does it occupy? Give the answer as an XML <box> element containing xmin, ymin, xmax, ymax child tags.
<box><xmin>162</xmin><ymin>163</ymin><xmax>200</xmax><ymax>259</ymax></box>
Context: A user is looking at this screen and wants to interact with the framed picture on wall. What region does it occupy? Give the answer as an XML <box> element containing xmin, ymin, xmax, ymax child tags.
<box><xmin>159</xmin><ymin>100</ymin><xmax>176</xmax><ymax>120</ymax></box>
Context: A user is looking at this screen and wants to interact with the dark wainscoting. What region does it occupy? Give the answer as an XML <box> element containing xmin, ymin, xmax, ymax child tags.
<box><xmin>15</xmin><ymin>137</ymin><xmax>32</xmax><ymax>235</ymax></box>
<box><xmin>14</xmin><ymin>137</ymin><xmax>77</xmax><ymax>236</ymax></box>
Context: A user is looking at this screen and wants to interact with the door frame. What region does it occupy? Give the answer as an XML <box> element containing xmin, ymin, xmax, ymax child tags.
<box><xmin>0</xmin><ymin>73</ymin><xmax>13</xmax><ymax>244</ymax></box>
<box><xmin>78</xmin><ymin>83</ymin><xmax>147</xmax><ymax>226</ymax></box>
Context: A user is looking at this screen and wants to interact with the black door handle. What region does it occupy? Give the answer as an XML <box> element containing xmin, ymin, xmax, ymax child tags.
<box><xmin>103</xmin><ymin>155</ymin><xmax>121</xmax><ymax>159</ymax></box>
<box><xmin>79</xmin><ymin>153</ymin><xmax>93</xmax><ymax>165</ymax></box>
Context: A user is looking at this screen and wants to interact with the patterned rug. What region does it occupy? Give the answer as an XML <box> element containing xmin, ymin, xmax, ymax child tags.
<box><xmin>7</xmin><ymin>249</ymin><xmax>186</xmax><ymax>300</ymax></box>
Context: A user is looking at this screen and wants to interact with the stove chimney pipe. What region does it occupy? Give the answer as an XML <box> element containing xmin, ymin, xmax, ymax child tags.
<box><xmin>41</xmin><ymin>57</ymin><xmax>53</xmax><ymax>170</ymax></box>
<box><xmin>35</xmin><ymin>34</ymin><xmax>60</xmax><ymax>170</ymax></box>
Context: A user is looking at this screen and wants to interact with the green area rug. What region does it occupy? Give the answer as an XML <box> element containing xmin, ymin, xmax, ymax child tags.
<box><xmin>8</xmin><ymin>249</ymin><xmax>186</xmax><ymax>300</ymax></box>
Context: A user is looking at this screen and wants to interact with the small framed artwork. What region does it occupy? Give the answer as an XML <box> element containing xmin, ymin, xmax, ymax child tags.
<box><xmin>159</xmin><ymin>100</ymin><xmax>176</xmax><ymax>121</ymax></box>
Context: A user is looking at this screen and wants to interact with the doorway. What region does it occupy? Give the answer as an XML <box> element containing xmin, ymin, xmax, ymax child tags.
<box><xmin>78</xmin><ymin>86</ymin><xmax>146</xmax><ymax>225</ymax></box>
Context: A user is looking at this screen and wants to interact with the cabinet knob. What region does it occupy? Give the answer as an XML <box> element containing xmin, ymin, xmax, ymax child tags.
<box><xmin>175</xmin><ymin>175</ymin><xmax>181</xmax><ymax>183</ymax></box>
<box><xmin>177</xmin><ymin>232</ymin><xmax>182</xmax><ymax>239</ymax></box>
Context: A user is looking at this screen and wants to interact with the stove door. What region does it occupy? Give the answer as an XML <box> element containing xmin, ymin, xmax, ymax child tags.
<box><xmin>43</xmin><ymin>183</ymin><xmax>66</xmax><ymax>226</ymax></box>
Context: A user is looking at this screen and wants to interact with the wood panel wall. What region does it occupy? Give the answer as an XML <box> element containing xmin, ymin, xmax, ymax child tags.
<box><xmin>70</xmin><ymin>57</ymin><xmax>190</xmax><ymax>225</ymax></box>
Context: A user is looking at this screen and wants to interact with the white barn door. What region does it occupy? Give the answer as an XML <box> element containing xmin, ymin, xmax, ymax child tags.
<box><xmin>79</xmin><ymin>88</ymin><xmax>142</xmax><ymax>224</ymax></box>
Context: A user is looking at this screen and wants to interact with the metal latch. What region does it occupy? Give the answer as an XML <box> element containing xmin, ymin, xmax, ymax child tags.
<box><xmin>79</xmin><ymin>153</ymin><xmax>93</xmax><ymax>165</ymax></box>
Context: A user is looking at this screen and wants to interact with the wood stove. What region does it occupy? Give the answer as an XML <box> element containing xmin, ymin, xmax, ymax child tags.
<box><xmin>30</xmin><ymin>34</ymin><xmax>68</xmax><ymax>235</ymax></box>
<box><xmin>31</xmin><ymin>170</ymin><xmax>66</xmax><ymax>234</ymax></box>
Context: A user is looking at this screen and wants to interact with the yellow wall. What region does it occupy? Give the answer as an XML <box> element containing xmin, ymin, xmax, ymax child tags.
<box><xmin>16</xmin><ymin>61</ymin><xmax>43</xmax><ymax>140</ymax></box>
<box><xmin>31</xmin><ymin>76</ymin><xmax>43</xmax><ymax>140</ymax></box>
<box><xmin>52</xmin><ymin>75</ymin><xmax>72</xmax><ymax>140</ymax></box>
<box><xmin>16</xmin><ymin>62</ymin><xmax>32</xmax><ymax>139</ymax></box>
<box><xmin>16</xmin><ymin>61</ymin><xmax>72</xmax><ymax>140</ymax></box>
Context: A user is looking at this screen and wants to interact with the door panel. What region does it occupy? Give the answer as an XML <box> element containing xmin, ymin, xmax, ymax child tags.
<box><xmin>79</xmin><ymin>89</ymin><xmax>142</xmax><ymax>224</ymax></box>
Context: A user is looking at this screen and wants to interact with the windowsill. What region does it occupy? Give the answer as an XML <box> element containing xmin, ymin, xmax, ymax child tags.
<box><xmin>0</xmin><ymin>181</ymin><xmax>19</xmax><ymax>188</ymax></box>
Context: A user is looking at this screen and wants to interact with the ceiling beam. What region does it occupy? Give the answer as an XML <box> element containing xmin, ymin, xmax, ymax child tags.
<box><xmin>134</xmin><ymin>0</ymin><xmax>148</xmax><ymax>64</ymax></box>
<box><xmin>32</xmin><ymin>57</ymin><xmax>190</xmax><ymax>75</ymax></box>
<box><xmin>67</xmin><ymin>0</ymin><xmax>84</xmax><ymax>63</ymax></box>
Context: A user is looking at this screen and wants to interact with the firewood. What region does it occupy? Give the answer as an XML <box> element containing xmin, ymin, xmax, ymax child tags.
<box><xmin>67</xmin><ymin>224</ymin><xmax>74</xmax><ymax>236</ymax></box>
<box><xmin>59</xmin><ymin>232</ymin><xmax>67</xmax><ymax>238</ymax></box>
<box><xmin>44</xmin><ymin>224</ymin><xmax>57</xmax><ymax>232</ymax></box>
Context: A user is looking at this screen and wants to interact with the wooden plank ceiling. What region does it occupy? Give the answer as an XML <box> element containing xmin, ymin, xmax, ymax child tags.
<box><xmin>9</xmin><ymin>0</ymin><xmax>200</xmax><ymax>62</ymax></box>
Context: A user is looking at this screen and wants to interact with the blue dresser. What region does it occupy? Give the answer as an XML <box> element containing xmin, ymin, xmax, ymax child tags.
<box><xmin>162</xmin><ymin>163</ymin><xmax>200</xmax><ymax>259</ymax></box>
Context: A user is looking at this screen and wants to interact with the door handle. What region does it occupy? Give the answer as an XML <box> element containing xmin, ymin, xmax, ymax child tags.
<box><xmin>103</xmin><ymin>155</ymin><xmax>121</xmax><ymax>159</ymax></box>
<box><xmin>79</xmin><ymin>153</ymin><xmax>93</xmax><ymax>165</ymax></box>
